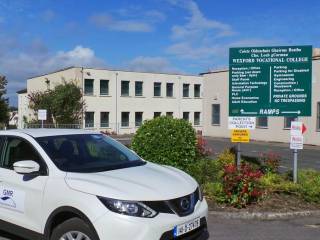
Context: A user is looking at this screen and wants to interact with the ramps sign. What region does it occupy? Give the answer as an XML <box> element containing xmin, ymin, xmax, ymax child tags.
<box><xmin>229</xmin><ymin>45</ymin><xmax>312</xmax><ymax>117</ymax></box>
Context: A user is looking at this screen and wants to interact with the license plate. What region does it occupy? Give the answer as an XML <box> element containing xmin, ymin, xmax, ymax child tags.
<box><xmin>173</xmin><ymin>218</ymin><xmax>200</xmax><ymax>237</ymax></box>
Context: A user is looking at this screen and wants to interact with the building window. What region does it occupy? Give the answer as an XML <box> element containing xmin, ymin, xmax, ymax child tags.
<box><xmin>211</xmin><ymin>104</ymin><xmax>220</xmax><ymax>125</ymax></box>
<box><xmin>121</xmin><ymin>81</ymin><xmax>130</xmax><ymax>96</ymax></box>
<box><xmin>284</xmin><ymin>117</ymin><xmax>296</xmax><ymax>129</ymax></box>
<box><xmin>183</xmin><ymin>112</ymin><xmax>189</xmax><ymax>121</ymax></box>
<box><xmin>121</xmin><ymin>112</ymin><xmax>130</xmax><ymax>127</ymax></box>
<box><xmin>194</xmin><ymin>84</ymin><xmax>201</xmax><ymax>98</ymax></box>
<box><xmin>135</xmin><ymin>81</ymin><xmax>143</xmax><ymax>96</ymax></box>
<box><xmin>166</xmin><ymin>112</ymin><xmax>173</xmax><ymax>117</ymax></box>
<box><xmin>183</xmin><ymin>84</ymin><xmax>190</xmax><ymax>98</ymax></box>
<box><xmin>84</xmin><ymin>79</ymin><xmax>94</xmax><ymax>95</ymax></box>
<box><xmin>135</xmin><ymin>112</ymin><xmax>143</xmax><ymax>127</ymax></box>
<box><xmin>256</xmin><ymin>117</ymin><xmax>268</xmax><ymax>128</ymax></box>
<box><xmin>85</xmin><ymin>112</ymin><xmax>94</xmax><ymax>128</ymax></box>
<box><xmin>154</xmin><ymin>82</ymin><xmax>161</xmax><ymax>97</ymax></box>
<box><xmin>100</xmin><ymin>112</ymin><xmax>109</xmax><ymax>128</ymax></box>
<box><xmin>154</xmin><ymin>112</ymin><xmax>161</xmax><ymax>118</ymax></box>
<box><xmin>166</xmin><ymin>83</ymin><xmax>174</xmax><ymax>97</ymax></box>
<box><xmin>317</xmin><ymin>102</ymin><xmax>320</xmax><ymax>131</ymax></box>
<box><xmin>100</xmin><ymin>80</ymin><xmax>109</xmax><ymax>96</ymax></box>
<box><xmin>194</xmin><ymin>112</ymin><xmax>201</xmax><ymax>126</ymax></box>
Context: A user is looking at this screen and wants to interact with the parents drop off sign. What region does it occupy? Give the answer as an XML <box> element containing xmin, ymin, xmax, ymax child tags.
<box><xmin>229</xmin><ymin>45</ymin><xmax>312</xmax><ymax>117</ymax></box>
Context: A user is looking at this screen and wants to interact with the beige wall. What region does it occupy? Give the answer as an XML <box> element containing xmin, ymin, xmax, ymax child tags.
<box><xmin>203</xmin><ymin>59</ymin><xmax>320</xmax><ymax>146</ymax></box>
<box><xmin>20</xmin><ymin>67</ymin><xmax>203</xmax><ymax>134</ymax></box>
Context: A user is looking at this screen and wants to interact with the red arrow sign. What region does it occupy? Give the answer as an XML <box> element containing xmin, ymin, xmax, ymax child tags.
<box><xmin>302</xmin><ymin>124</ymin><xmax>307</xmax><ymax>134</ymax></box>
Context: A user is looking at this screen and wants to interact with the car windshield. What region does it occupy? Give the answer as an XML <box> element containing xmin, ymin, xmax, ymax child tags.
<box><xmin>36</xmin><ymin>134</ymin><xmax>145</xmax><ymax>173</ymax></box>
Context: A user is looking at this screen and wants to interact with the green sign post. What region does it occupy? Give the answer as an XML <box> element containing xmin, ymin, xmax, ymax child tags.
<box><xmin>229</xmin><ymin>46</ymin><xmax>312</xmax><ymax>117</ymax></box>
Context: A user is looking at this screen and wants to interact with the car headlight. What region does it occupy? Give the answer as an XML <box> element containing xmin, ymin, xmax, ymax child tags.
<box><xmin>198</xmin><ymin>186</ymin><xmax>203</xmax><ymax>201</ymax></box>
<box><xmin>98</xmin><ymin>197</ymin><xmax>158</xmax><ymax>218</ymax></box>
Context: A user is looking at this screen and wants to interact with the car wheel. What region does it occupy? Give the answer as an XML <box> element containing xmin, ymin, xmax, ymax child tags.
<box><xmin>50</xmin><ymin>217</ymin><xmax>99</xmax><ymax>240</ymax></box>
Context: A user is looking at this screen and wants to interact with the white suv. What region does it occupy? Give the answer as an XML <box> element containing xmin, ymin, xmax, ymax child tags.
<box><xmin>0</xmin><ymin>129</ymin><xmax>209</xmax><ymax>240</ymax></box>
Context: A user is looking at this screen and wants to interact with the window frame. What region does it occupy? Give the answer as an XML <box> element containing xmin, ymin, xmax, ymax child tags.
<box><xmin>284</xmin><ymin>116</ymin><xmax>296</xmax><ymax>129</ymax></box>
<box><xmin>121</xmin><ymin>81</ymin><xmax>130</xmax><ymax>97</ymax></box>
<box><xmin>100</xmin><ymin>112</ymin><xmax>109</xmax><ymax>128</ymax></box>
<box><xmin>121</xmin><ymin>112</ymin><xmax>130</xmax><ymax>127</ymax></box>
<box><xmin>194</xmin><ymin>84</ymin><xmax>201</xmax><ymax>98</ymax></box>
<box><xmin>135</xmin><ymin>81</ymin><xmax>143</xmax><ymax>97</ymax></box>
<box><xmin>166</xmin><ymin>83</ymin><xmax>174</xmax><ymax>97</ymax></box>
<box><xmin>256</xmin><ymin>117</ymin><xmax>268</xmax><ymax>129</ymax></box>
<box><xmin>183</xmin><ymin>112</ymin><xmax>190</xmax><ymax>121</ymax></box>
<box><xmin>211</xmin><ymin>104</ymin><xmax>220</xmax><ymax>125</ymax></box>
<box><xmin>154</xmin><ymin>112</ymin><xmax>161</xmax><ymax>118</ymax></box>
<box><xmin>100</xmin><ymin>79</ymin><xmax>109</xmax><ymax>96</ymax></box>
<box><xmin>84</xmin><ymin>79</ymin><xmax>94</xmax><ymax>96</ymax></box>
<box><xmin>154</xmin><ymin>82</ymin><xmax>162</xmax><ymax>97</ymax></box>
<box><xmin>85</xmin><ymin>112</ymin><xmax>95</xmax><ymax>128</ymax></box>
<box><xmin>194</xmin><ymin>112</ymin><xmax>201</xmax><ymax>126</ymax></box>
<box><xmin>183</xmin><ymin>84</ymin><xmax>190</xmax><ymax>98</ymax></box>
<box><xmin>135</xmin><ymin>112</ymin><xmax>143</xmax><ymax>127</ymax></box>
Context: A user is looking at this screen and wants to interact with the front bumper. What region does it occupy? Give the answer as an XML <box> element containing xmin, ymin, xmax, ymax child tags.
<box><xmin>93</xmin><ymin>198</ymin><xmax>209</xmax><ymax>240</ymax></box>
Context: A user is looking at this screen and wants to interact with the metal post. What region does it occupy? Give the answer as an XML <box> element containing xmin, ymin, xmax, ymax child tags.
<box><xmin>293</xmin><ymin>148</ymin><xmax>298</xmax><ymax>183</ymax></box>
<box><xmin>41</xmin><ymin>120</ymin><xmax>44</xmax><ymax>129</ymax></box>
<box><xmin>237</xmin><ymin>142</ymin><xmax>241</xmax><ymax>169</ymax></box>
<box><xmin>293</xmin><ymin>116</ymin><xmax>298</xmax><ymax>183</ymax></box>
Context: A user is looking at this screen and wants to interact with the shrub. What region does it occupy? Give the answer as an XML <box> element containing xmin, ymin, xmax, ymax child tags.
<box><xmin>259</xmin><ymin>152</ymin><xmax>281</xmax><ymax>173</ymax></box>
<box><xmin>216</xmin><ymin>149</ymin><xmax>235</xmax><ymax>169</ymax></box>
<box><xmin>131</xmin><ymin>116</ymin><xmax>197</xmax><ymax>170</ymax></box>
<box><xmin>222</xmin><ymin>163</ymin><xmax>264</xmax><ymax>208</ymax></box>
<box><xmin>298</xmin><ymin>170</ymin><xmax>320</xmax><ymax>203</ymax></box>
<box><xmin>196</xmin><ymin>135</ymin><xmax>212</xmax><ymax>158</ymax></box>
<box><xmin>259</xmin><ymin>172</ymin><xmax>299</xmax><ymax>194</ymax></box>
<box><xmin>202</xmin><ymin>182</ymin><xmax>225</xmax><ymax>203</ymax></box>
<box><xmin>186</xmin><ymin>158</ymin><xmax>220</xmax><ymax>185</ymax></box>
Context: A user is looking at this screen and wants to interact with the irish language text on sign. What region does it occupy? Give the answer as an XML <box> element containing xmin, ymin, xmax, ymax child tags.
<box><xmin>229</xmin><ymin>46</ymin><xmax>312</xmax><ymax>117</ymax></box>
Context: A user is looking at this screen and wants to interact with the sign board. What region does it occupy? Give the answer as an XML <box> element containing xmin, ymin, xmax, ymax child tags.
<box><xmin>228</xmin><ymin>117</ymin><xmax>256</xmax><ymax>129</ymax></box>
<box><xmin>38</xmin><ymin>109</ymin><xmax>47</xmax><ymax>121</ymax></box>
<box><xmin>290</xmin><ymin>135</ymin><xmax>304</xmax><ymax>150</ymax></box>
<box><xmin>290</xmin><ymin>121</ymin><xmax>307</xmax><ymax>136</ymax></box>
<box><xmin>229</xmin><ymin>45</ymin><xmax>312</xmax><ymax>117</ymax></box>
<box><xmin>231</xmin><ymin>129</ymin><xmax>250</xmax><ymax>143</ymax></box>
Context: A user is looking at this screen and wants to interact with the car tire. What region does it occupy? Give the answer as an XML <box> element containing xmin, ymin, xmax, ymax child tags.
<box><xmin>50</xmin><ymin>217</ymin><xmax>99</xmax><ymax>240</ymax></box>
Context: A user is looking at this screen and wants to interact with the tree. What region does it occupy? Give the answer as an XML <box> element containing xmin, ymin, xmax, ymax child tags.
<box><xmin>0</xmin><ymin>75</ymin><xmax>9</xmax><ymax>125</ymax></box>
<box><xmin>28</xmin><ymin>81</ymin><xmax>85</xmax><ymax>125</ymax></box>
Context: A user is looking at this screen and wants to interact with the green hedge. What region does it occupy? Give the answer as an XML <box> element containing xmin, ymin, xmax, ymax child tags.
<box><xmin>131</xmin><ymin>116</ymin><xmax>197</xmax><ymax>170</ymax></box>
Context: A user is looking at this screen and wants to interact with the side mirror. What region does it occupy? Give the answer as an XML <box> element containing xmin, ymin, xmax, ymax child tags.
<box><xmin>13</xmin><ymin>161</ymin><xmax>40</xmax><ymax>175</ymax></box>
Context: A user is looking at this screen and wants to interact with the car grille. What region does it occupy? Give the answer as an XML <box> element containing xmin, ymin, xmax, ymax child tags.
<box><xmin>144</xmin><ymin>188</ymin><xmax>200</xmax><ymax>217</ymax></box>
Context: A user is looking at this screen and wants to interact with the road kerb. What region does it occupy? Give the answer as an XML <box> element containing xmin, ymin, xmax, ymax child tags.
<box><xmin>209</xmin><ymin>210</ymin><xmax>320</xmax><ymax>220</ymax></box>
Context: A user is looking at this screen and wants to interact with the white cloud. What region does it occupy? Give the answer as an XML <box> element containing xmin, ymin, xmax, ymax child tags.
<box><xmin>90</xmin><ymin>13</ymin><xmax>153</xmax><ymax>32</ymax></box>
<box><xmin>145</xmin><ymin>10</ymin><xmax>166</xmax><ymax>22</ymax></box>
<box><xmin>127</xmin><ymin>56</ymin><xmax>180</xmax><ymax>74</ymax></box>
<box><xmin>166</xmin><ymin>0</ymin><xmax>235</xmax><ymax>60</ymax></box>
<box><xmin>0</xmin><ymin>42</ymin><xmax>105</xmax><ymax>105</ymax></box>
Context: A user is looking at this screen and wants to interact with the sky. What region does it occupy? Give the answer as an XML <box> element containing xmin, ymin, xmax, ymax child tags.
<box><xmin>1</xmin><ymin>0</ymin><xmax>320</xmax><ymax>106</ymax></box>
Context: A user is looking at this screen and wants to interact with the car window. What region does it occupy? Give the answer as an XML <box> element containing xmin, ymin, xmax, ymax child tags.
<box><xmin>37</xmin><ymin>134</ymin><xmax>145</xmax><ymax>173</ymax></box>
<box><xmin>0</xmin><ymin>137</ymin><xmax>5</xmax><ymax>164</ymax></box>
<box><xmin>2</xmin><ymin>137</ymin><xmax>44</xmax><ymax>171</ymax></box>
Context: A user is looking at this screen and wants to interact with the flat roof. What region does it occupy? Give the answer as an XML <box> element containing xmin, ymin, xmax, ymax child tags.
<box><xmin>27</xmin><ymin>66</ymin><xmax>202</xmax><ymax>80</ymax></box>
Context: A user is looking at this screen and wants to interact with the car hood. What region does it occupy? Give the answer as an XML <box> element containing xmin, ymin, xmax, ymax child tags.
<box><xmin>65</xmin><ymin>162</ymin><xmax>198</xmax><ymax>201</ymax></box>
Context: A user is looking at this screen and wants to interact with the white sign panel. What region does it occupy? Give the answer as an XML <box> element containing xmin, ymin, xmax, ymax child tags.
<box><xmin>290</xmin><ymin>135</ymin><xmax>304</xmax><ymax>150</ymax></box>
<box><xmin>291</xmin><ymin>121</ymin><xmax>303</xmax><ymax>136</ymax></box>
<box><xmin>228</xmin><ymin>117</ymin><xmax>256</xmax><ymax>130</ymax></box>
<box><xmin>38</xmin><ymin>109</ymin><xmax>47</xmax><ymax>121</ymax></box>
<box><xmin>0</xmin><ymin>187</ymin><xmax>25</xmax><ymax>213</ymax></box>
